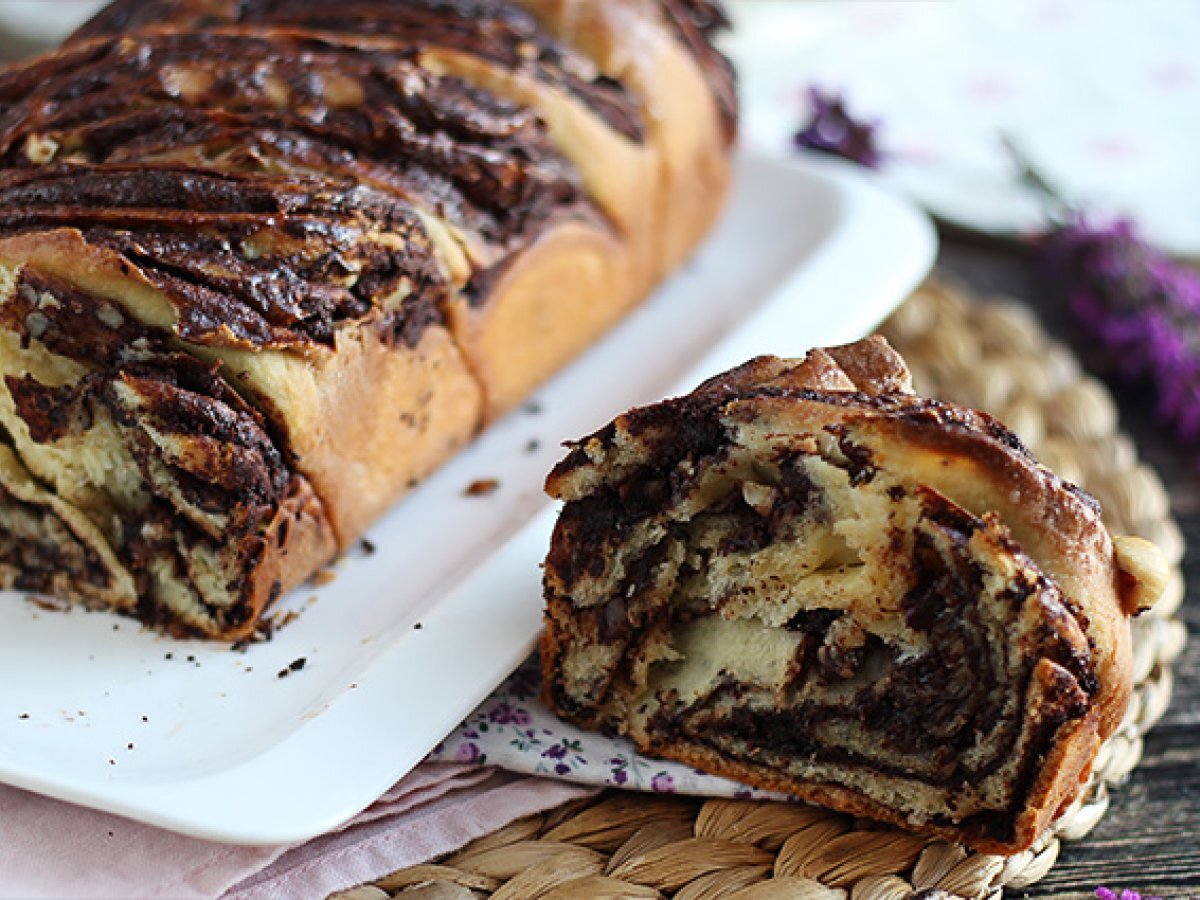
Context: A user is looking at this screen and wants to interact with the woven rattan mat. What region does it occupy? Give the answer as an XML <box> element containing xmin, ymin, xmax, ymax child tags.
<box><xmin>333</xmin><ymin>281</ymin><xmax>1188</xmax><ymax>900</ymax></box>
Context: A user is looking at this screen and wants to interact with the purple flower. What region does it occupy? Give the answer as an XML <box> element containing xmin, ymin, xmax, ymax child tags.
<box><xmin>454</xmin><ymin>742</ymin><xmax>481</xmax><ymax>764</ymax></box>
<box><xmin>607</xmin><ymin>757</ymin><xmax>630</xmax><ymax>786</ymax></box>
<box><xmin>554</xmin><ymin>762</ymin><xmax>571</xmax><ymax>776</ymax></box>
<box><xmin>794</xmin><ymin>88</ymin><xmax>882</xmax><ymax>168</ymax></box>
<box><xmin>1041</xmin><ymin>215</ymin><xmax>1200</xmax><ymax>445</ymax></box>
<box><xmin>487</xmin><ymin>703</ymin><xmax>530</xmax><ymax>726</ymax></box>
<box><xmin>542</xmin><ymin>743</ymin><xmax>568</xmax><ymax>760</ymax></box>
<box><xmin>1096</xmin><ymin>888</ymin><xmax>1163</xmax><ymax>900</ymax></box>
<box><xmin>650</xmin><ymin>772</ymin><xmax>676</xmax><ymax>793</ymax></box>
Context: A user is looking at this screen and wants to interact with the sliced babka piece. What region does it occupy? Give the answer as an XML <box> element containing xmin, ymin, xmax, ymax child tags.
<box><xmin>541</xmin><ymin>336</ymin><xmax>1165</xmax><ymax>853</ymax></box>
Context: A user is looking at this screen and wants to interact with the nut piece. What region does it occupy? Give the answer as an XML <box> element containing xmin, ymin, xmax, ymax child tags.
<box><xmin>1113</xmin><ymin>534</ymin><xmax>1169</xmax><ymax>615</ymax></box>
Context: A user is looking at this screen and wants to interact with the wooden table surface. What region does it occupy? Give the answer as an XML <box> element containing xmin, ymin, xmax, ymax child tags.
<box><xmin>938</xmin><ymin>239</ymin><xmax>1199</xmax><ymax>899</ymax></box>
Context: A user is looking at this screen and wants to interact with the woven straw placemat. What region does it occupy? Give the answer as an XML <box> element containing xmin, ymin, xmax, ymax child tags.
<box><xmin>333</xmin><ymin>280</ymin><xmax>1187</xmax><ymax>900</ymax></box>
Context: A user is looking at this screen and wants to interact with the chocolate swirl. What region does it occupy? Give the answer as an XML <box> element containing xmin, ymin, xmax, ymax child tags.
<box><xmin>0</xmin><ymin>30</ymin><xmax>583</xmax><ymax>244</ymax></box>
<box><xmin>0</xmin><ymin>269</ymin><xmax>301</xmax><ymax>632</ymax></box>
<box><xmin>70</xmin><ymin>0</ymin><xmax>646</xmax><ymax>142</ymax></box>
<box><xmin>541</xmin><ymin>342</ymin><xmax>1113</xmax><ymax>853</ymax></box>
<box><xmin>0</xmin><ymin>164</ymin><xmax>450</xmax><ymax>350</ymax></box>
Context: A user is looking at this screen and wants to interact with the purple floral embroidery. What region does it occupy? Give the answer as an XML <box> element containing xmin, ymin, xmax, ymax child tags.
<box><xmin>487</xmin><ymin>702</ymin><xmax>530</xmax><ymax>726</ymax></box>
<box><xmin>427</xmin><ymin>652</ymin><xmax>786</xmax><ymax>801</ymax></box>
<box><xmin>540</xmin><ymin>739</ymin><xmax>586</xmax><ymax>777</ymax></box>
<box><xmin>607</xmin><ymin>757</ymin><xmax>630</xmax><ymax>786</ymax></box>
<box><xmin>454</xmin><ymin>742</ymin><xmax>482</xmax><ymax>764</ymax></box>
<box><xmin>650</xmin><ymin>772</ymin><xmax>676</xmax><ymax>793</ymax></box>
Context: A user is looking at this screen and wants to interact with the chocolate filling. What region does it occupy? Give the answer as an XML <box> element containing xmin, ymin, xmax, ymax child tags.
<box><xmin>0</xmin><ymin>481</ymin><xmax>113</xmax><ymax>593</ymax></box>
<box><xmin>544</xmin><ymin>380</ymin><xmax>1099</xmax><ymax>840</ymax></box>
<box><xmin>0</xmin><ymin>30</ymin><xmax>586</xmax><ymax>240</ymax></box>
<box><xmin>0</xmin><ymin>269</ymin><xmax>300</xmax><ymax>630</ymax></box>
<box><xmin>69</xmin><ymin>0</ymin><xmax>646</xmax><ymax>142</ymax></box>
<box><xmin>0</xmin><ymin>165</ymin><xmax>450</xmax><ymax>350</ymax></box>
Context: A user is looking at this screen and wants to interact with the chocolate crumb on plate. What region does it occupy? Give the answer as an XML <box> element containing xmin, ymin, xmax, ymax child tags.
<box><xmin>465</xmin><ymin>478</ymin><xmax>500</xmax><ymax>497</ymax></box>
<box><xmin>277</xmin><ymin>657</ymin><xmax>307</xmax><ymax>679</ymax></box>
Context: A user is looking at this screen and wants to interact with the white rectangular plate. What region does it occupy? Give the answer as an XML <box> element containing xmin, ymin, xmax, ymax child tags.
<box><xmin>0</xmin><ymin>154</ymin><xmax>935</xmax><ymax>845</ymax></box>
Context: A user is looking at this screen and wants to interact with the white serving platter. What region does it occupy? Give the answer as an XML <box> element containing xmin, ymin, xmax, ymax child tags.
<box><xmin>0</xmin><ymin>153</ymin><xmax>936</xmax><ymax>845</ymax></box>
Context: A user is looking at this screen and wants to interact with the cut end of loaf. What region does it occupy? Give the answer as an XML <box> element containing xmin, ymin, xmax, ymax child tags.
<box><xmin>0</xmin><ymin>0</ymin><xmax>738</xmax><ymax>637</ymax></box>
<box><xmin>541</xmin><ymin>340</ymin><xmax>1145</xmax><ymax>853</ymax></box>
<box><xmin>0</xmin><ymin>260</ymin><xmax>337</xmax><ymax>639</ymax></box>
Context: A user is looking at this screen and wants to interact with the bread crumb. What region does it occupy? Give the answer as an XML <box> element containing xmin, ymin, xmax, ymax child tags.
<box><xmin>277</xmin><ymin>657</ymin><xmax>307</xmax><ymax>679</ymax></box>
<box><xmin>27</xmin><ymin>595</ymin><xmax>69</xmax><ymax>613</ymax></box>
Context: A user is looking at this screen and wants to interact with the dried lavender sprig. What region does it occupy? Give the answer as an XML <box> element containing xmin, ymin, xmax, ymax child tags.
<box><xmin>794</xmin><ymin>87</ymin><xmax>882</xmax><ymax>169</ymax></box>
<box><xmin>1001</xmin><ymin>132</ymin><xmax>1072</xmax><ymax>224</ymax></box>
<box><xmin>999</xmin><ymin>135</ymin><xmax>1200</xmax><ymax>445</ymax></box>
<box><xmin>1096</xmin><ymin>887</ymin><xmax>1164</xmax><ymax>900</ymax></box>
<box><xmin>1041</xmin><ymin>214</ymin><xmax>1200</xmax><ymax>443</ymax></box>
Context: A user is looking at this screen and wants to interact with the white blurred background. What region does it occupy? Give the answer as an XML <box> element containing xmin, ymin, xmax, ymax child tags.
<box><xmin>0</xmin><ymin>0</ymin><xmax>1196</xmax><ymax>254</ymax></box>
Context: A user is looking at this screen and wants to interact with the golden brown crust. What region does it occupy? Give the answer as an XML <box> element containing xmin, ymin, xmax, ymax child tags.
<box><xmin>517</xmin><ymin>0</ymin><xmax>733</xmax><ymax>283</ymax></box>
<box><xmin>448</xmin><ymin>218</ymin><xmax>633</xmax><ymax>419</ymax></box>
<box><xmin>228</xmin><ymin>474</ymin><xmax>338</xmax><ymax>642</ymax></box>
<box><xmin>246</xmin><ymin>320</ymin><xmax>485</xmax><ymax>546</ymax></box>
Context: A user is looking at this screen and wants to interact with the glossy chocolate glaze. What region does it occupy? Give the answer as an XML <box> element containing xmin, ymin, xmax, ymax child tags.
<box><xmin>0</xmin><ymin>163</ymin><xmax>450</xmax><ymax>349</ymax></box>
<box><xmin>69</xmin><ymin>0</ymin><xmax>647</xmax><ymax>141</ymax></box>
<box><xmin>0</xmin><ymin>30</ymin><xmax>584</xmax><ymax>243</ymax></box>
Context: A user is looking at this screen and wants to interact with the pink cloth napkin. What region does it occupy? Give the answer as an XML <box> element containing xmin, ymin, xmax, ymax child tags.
<box><xmin>0</xmin><ymin>764</ymin><xmax>596</xmax><ymax>899</ymax></box>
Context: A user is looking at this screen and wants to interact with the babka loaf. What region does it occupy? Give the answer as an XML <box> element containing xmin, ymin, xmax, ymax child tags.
<box><xmin>0</xmin><ymin>0</ymin><xmax>736</xmax><ymax>637</ymax></box>
<box><xmin>541</xmin><ymin>337</ymin><xmax>1166</xmax><ymax>853</ymax></box>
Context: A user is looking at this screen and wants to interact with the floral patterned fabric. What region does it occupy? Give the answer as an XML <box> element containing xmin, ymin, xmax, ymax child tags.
<box><xmin>427</xmin><ymin>655</ymin><xmax>786</xmax><ymax>800</ymax></box>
